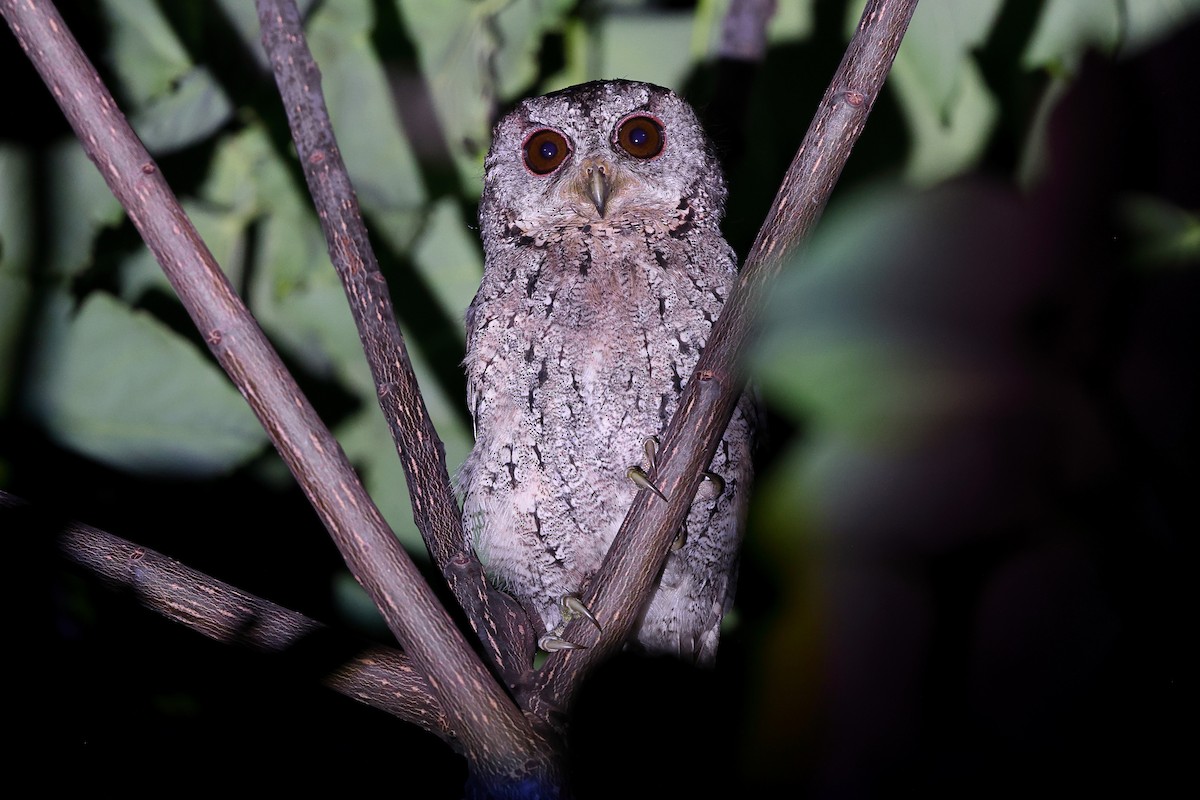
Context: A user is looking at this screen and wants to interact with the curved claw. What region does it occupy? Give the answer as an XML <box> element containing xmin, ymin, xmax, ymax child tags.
<box><xmin>644</xmin><ymin>436</ymin><xmax>660</xmax><ymax>467</ymax></box>
<box><xmin>539</xmin><ymin>633</ymin><xmax>585</xmax><ymax>652</ymax></box>
<box><xmin>562</xmin><ymin>593</ymin><xmax>602</xmax><ymax>632</ymax></box>
<box><xmin>626</xmin><ymin>466</ymin><xmax>668</xmax><ymax>502</ymax></box>
<box><xmin>670</xmin><ymin>527</ymin><xmax>687</xmax><ymax>552</ymax></box>
<box><xmin>702</xmin><ymin>470</ymin><xmax>726</xmax><ymax>496</ymax></box>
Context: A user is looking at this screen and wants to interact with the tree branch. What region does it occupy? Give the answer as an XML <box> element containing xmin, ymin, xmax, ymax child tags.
<box><xmin>1</xmin><ymin>0</ymin><xmax>552</xmax><ymax>788</ymax></box>
<box><xmin>3</xmin><ymin>489</ymin><xmax>454</xmax><ymax>740</ymax></box>
<box><xmin>718</xmin><ymin>0</ymin><xmax>776</xmax><ymax>61</ymax></box>
<box><xmin>530</xmin><ymin>0</ymin><xmax>921</xmax><ymax>723</ymax></box>
<box><xmin>253</xmin><ymin>0</ymin><xmax>534</xmax><ymax>692</ymax></box>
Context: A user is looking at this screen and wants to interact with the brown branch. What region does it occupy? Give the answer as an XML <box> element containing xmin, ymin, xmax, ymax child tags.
<box><xmin>252</xmin><ymin>0</ymin><xmax>534</xmax><ymax>691</ymax></box>
<box><xmin>718</xmin><ymin>0</ymin><xmax>776</xmax><ymax>61</ymax></box>
<box><xmin>1</xmin><ymin>0</ymin><xmax>553</xmax><ymax>788</ymax></box>
<box><xmin>2</xmin><ymin>489</ymin><xmax>453</xmax><ymax>740</ymax></box>
<box><xmin>530</xmin><ymin>0</ymin><xmax>921</xmax><ymax>723</ymax></box>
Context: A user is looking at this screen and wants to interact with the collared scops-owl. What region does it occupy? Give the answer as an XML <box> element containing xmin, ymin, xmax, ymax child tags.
<box><xmin>460</xmin><ymin>79</ymin><xmax>755</xmax><ymax>666</ymax></box>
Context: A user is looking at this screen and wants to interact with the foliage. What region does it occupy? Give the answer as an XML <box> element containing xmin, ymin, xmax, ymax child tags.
<box><xmin>3</xmin><ymin>0</ymin><xmax>1196</xmax><ymax>793</ymax></box>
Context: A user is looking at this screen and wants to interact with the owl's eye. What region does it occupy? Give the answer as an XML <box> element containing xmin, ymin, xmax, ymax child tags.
<box><xmin>524</xmin><ymin>129</ymin><xmax>570</xmax><ymax>175</ymax></box>
<box><xmin>615</xmin><ymin>115</ymin><xmax>664</xmax><ymax>159</ymax></box>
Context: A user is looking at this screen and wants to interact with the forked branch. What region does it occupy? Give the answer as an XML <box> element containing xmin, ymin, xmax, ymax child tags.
<box><xmin>1</xmin><ymin>0</ymin><xmax>550</xmax><ymax>788</ymax></box>
<box><xmin>253</xmin><ymin>0</ymin><xmax>535</xmax><ymax>691</ymax></box>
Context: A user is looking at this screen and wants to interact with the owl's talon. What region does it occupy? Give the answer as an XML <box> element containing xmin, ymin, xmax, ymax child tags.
<box><xmin>561</xmin><ymin>593</ymin><xmax>602</xmax><ymax>632</ymax></box>
<box><xmin>644</xmin><ymin>436</ymin><xmax>660</xmax><ymax>467</ymax></box>
<box><xmin>626</xmin><ymin>466</ymin><xmax>668</xmax><ymax>502</ymax></box>
<box><xmin>670</xmin><ymin>527</ymin><xmax>687</xmax><ymax>551</ymax></box>
<box><xmin>538</xmin><ymin>632</ymin><xmax>585</xmax><ymax>652</ymax></box>
<box><xmin>537</xmin><ymin>594</ymin><xmax>601</xmax><ymax>652</ymax></box>
<box><xmin>702</xmin><ymin>470</ymin><xmax>725</xmax><ymax>496</ymax></box>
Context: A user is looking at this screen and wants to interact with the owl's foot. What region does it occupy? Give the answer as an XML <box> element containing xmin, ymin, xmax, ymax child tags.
<box><xmin>561</xmin><ymin>593</ymin><xmax>602</xmax><ymax>631</ymax></box>
<box><xmin>538</xmin><ymin>632</ymin><xmax>584</xmax><ymax>652</ymax></box>
<box><xmin>630</xmin><ymin>439</ymin><xmax>729</xmax><ymax>551</ymax></box>
<box><xmin>670</xmin><ymin>472</ymin><xmax>725</xmax><ymax>552</ymax></box>
<box><xmin>626</xmin><ymin>466</ymin><xmax>668</xmax><ymax>502</ymax></box>
<box><xmin>537</xmin><ymin>594</ymin><xmax>602</xmax><ymax>653</ymax></box>
<box><xmin>627</xmin><ymin>436</ymin><xmax>669</xmax><ymax>501</ymax></box>
<box><xmin>670</xmin><ymin>528</ymin><xmax>687</xmax><ymax>551</ymax></box>
<box><xmin>644</xmin><ymin>435</ymin><xmax>660</xmax><ymax>466</ymax></box>
<box><xmin>702</xmin><ymin>470</ymin><xmax>726</xmax><ymax>497</ymax></box>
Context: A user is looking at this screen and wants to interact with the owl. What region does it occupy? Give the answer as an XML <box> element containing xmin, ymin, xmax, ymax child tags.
<box><xmin>460</xmin><ymin>79</ymin><xmax>754</xmax><ymax>666</ymax></box>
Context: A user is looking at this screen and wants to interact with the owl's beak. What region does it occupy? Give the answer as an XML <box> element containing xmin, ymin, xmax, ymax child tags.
<box><xmin>581</xmin><ymin>159</ymin><xmax>613</xmax><ymax>217</ymax></box>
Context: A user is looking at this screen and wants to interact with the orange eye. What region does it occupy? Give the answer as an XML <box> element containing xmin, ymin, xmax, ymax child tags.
<box><xmin>615</xmin><ymin>115</ymin><xmax>664</xmax><ymax>159</ymax></box>
<box><xmin>524</xmin><ymin>129</ymin><xmax>569</xmax><ymax>175</ymax></box>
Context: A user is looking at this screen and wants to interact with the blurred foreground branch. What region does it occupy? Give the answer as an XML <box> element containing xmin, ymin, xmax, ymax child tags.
<box><xmin>530</xmin><ymin>0</ymin><xmax>921</xmax><ymax>720</ymax></box>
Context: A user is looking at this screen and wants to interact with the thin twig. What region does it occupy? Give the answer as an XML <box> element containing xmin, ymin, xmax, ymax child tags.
<box><xmin>253</xmin><ymin>0</ymin><xmax>534</xmax><ymax>691</ymax></box>
<box><xmin>530</xmin><ymin>0</ymin><xmax>921</xmax><ymax>723</ymax></box>
<box><xmin>1</xmin><ymin>0</ymin><xmax>551</xmax><ymax>788</ymax></box>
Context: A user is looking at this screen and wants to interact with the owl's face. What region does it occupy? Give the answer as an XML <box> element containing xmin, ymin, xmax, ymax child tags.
<box><xmin>480</xmin><ymin>80</ymin><xmax>725</xmax><ymax>237</ymax></box>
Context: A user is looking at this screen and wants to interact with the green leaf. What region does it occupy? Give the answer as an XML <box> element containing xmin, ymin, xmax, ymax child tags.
<box><xmin>100</xmin><ymin>0</ymin><xmax>193</xmax><ymax>106</ymax></box>
<box><xmin>120</xmin><ymin>200</ymin><xmax>248</xmax><ymax>302</ymax></box>
<box><xmin>336</xmin><ymin>363</ymin><xmax>473</xmax><ymax>557</ymax></box>
<box><xmin>246</xmin><ymin>180</ymin><xmax>360</xmax><ymax>386</ymax></box>
<box><xmin>846</xmin><ymin>0</ymin><xmax>1002</xmax><ymax>184</ymax></box>
<box><xmin>199</xmin><ymin>126</ymin><xmax>287</xmax><ymax>215</ymax></box>
<box><xmin>541</xmin><ymin>8</ymin><xmax>703</xmax><ymax>94</ymax></box>
<box><xmin>1119</xmin><ymin>194</ymin><xmax>1200</xmax><ymax>269</ymax></box>
<box><xmin>129</xmin><ymin>66</ymin><xmax>234</xmax><ymax>154</ymax></box>
<box><xmin>1022</xmin><ymin>0</ymin><xmax>1200</xmax><ymax>70</ymax></box>
<box><xmin>1024</xmin><ymin>0</ymin><xmax>1120</xmax><ymax>71</ymax></box>
<box><xmin>888</xmin><ymin>0</ymin><xmax>1003</xmax><ymax>120</ymax></box>
<box><xmin>396</xmin><ymin>0</ymin><xmax>575</xmax><ymax>193</ymax></box>
<box><xmin>410</xmin><ymin>197</ymin><xmax>482</xmax><ymax>339</ymax></box>
<box><xmin>23</xmin><ymin>291</ymin><xmax>267</xmax><ymax>476</ymax></box>
<box><xmin>750</xmin><ymin>436</ymin><xmax>825</xmax><ymax>556</ymax></box>
<box><xmin>890</xmin><ymin>52</ymin><xmax>998</xmax><ymax>185</ymax></box>
<box><xmin>751</xmin><ymin>186</ymin><xmax>1012</xmax><ymax>444</ymax></box>
<box><xmin>755</xmin><ymin>334</ymin><xmax>999</xmax><ymax>443</ymax></box>
<box><xmin>190</xmin><ymin>126</ymin><xmax>347</xmax><ymax>383</ymax></box>
<box><xmin>199</xmin><ymin>125</ymin><xmax>429</xmax><ymax>454</ymax></box>
<box><xmin>394</xmin><ymin>0</ymin><xmax>505</xmax><ymax>194</ymax></box>
<box><xmin>309</xmin><ymin>0</ymin><xmax>426</xmax><ymax>231</ymax></box>
<box><xmin>766</xmin><ymin>0</ymin><xmax>816</xmax><ymax>44</ymax></box>
<box><xmin>1122</xmin><ymin>0</ymin><xmax>1200</xmax><ymax>55</ymax></box>
<box><xmin>336</xmin><ymin>407</ymin><xmax>422</xmax><ymax>554</ymax></box>
<box><xmin>492</xmin><ymin>0</ymin><xmax>576</xmax><ymax>98</ymax></box>
<box><xmin>47</xmin><ymin>140</ymin><xmax>125</xmax><ymax>279</ymax></box>
<box><xmin>594</xmin><ymin>10</ymin><xmax>698</xmax><ymax>90</ymax></box>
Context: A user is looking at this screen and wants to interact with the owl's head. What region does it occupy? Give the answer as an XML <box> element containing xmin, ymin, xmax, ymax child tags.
<box><xmin>480</xmin><ymin>80</ymin><xmax>726</xmax><ymax>239</ymax></box>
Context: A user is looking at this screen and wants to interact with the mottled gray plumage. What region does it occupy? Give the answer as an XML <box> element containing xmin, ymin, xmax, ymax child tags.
<box><xmin>460</xmin><ymin>79</ymin><xmax>754</xmax><ymax>665</ymax></box>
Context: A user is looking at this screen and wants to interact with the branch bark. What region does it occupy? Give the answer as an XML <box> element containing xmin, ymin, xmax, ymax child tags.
<box><xmin>2</xmin><ymin>489</ymin><xmax>453</xmax><ymax>740</ymax></box>
<box><xmin>718</xmin><ymin>0</ymin><xmax>776</xmax><ymax>61</ymax></box>
<box><xmin>253</xmin><ymin>0</ymin><xmax>534</xmax><ymax>692</ymax></box>
<box><xmin>530</xmin><ymin>0</ymin><xmax>920</xmax><ymax>722</ymax></box>
<box><xmin>1</xmin><ymin>0</ymin><xmax>554</xmax><ymax>790</ymax></box>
